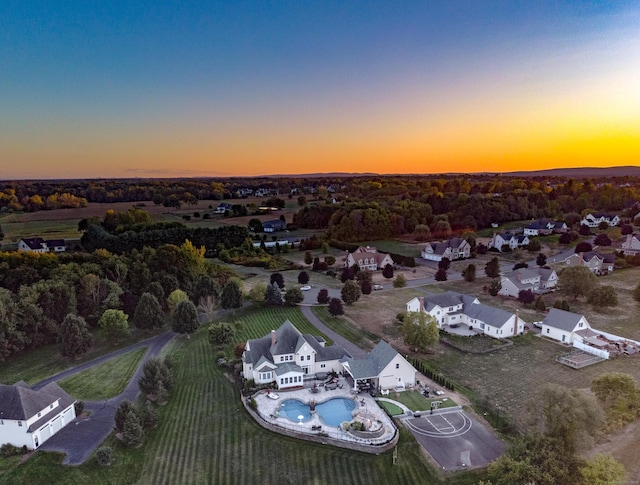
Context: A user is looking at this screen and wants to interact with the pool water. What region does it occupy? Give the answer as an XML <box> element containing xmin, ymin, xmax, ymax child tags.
<box><xmin>279</xmin><ymin>398</ymin><xmax>356</xmax><ymax>427</ymax></box>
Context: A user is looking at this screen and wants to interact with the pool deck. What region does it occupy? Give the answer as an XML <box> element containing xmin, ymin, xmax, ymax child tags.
<box><xmin>252</xmin><ymin>376</ymin><xmax>397</xmax><ymax>445</ymax></box>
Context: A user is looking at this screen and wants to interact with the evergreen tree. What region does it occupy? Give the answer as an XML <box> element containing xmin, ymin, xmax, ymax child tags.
<box><xmin>122</xmin><ymin>410</ymin><xmax>144</xmax><ymax>448</ymax></box>
<box><xmin>220</xmin><ymin>280</ymin><xmax>243</xmax><ymax>309</ymax></box>
<box><xmin>536</xmin><ymin>253</ymin><xmax>547</xmax><ymax>267</ymax></box>
<box><xmin>360</xmin><ymin>280</ymin><xmax>372</xmax><ymax>295</ymax></box>
<box><xmin>264</xmin><ymin>281</ymin><xmax>283</xmax><ymax>306</ymax></box>
<box><xmin>59</xmin><ymin>314</ymin><xmax>93</xmax><ymax>359</ymax></box>
<box><xmin>133</xmin><ymin>292</ymin><xmax>164</xmax><ymax>330</ymax></box>
<box><xmin>115</xmin><ymin>400</ymin><xmax>137</xmax><ymax>433</ymax></box>
<box><xmin>317</xmin><ymin>288</ymin><xmax>330</xmax><ymax>304</ymax></box>
<box><xmin>382</xmin><ymin>263</ymin><xmax>394</xmax><ymax>279</ymax></box>
<box><xmin>534</xmin><ymin>296</ymin><xmax>546</xmax><ymax>312</ymax></box>
<box><xmin>269</xmin><ymin>273</ymin><xmax>285</xmax><ymax>289</ymax></box>
<box><xmin>98</xmin><ymin>309</ymin><xmax>130</xmax><ymax>345</ymax></box>
<box><xmin>485</xmin><ymin>257</ymin><xmax>501</xmax><ymax>278</ymax></box>
<box><xmin>488</xmin><ymin>279</ymin><xmax>502</xmax><ymax>296</ymax></box>
<box><xmin>208</xmin><ymin>322</ymin><xmax>236</xmax><ymax>345</ymax></box>
<box><xmin>171</xmin><ymin>300</ymin><xmax>199</xmax><ymax>336</ymax></box>
<box><xmin>462</xmin><ymin>264</ymin><xmax>476</xmax><ymax>282</ymax></box>
<box><xmin>435</xmin><ymin>268</ymin><xmax>447</xmax><ymax>281</ymax></box>
<box><xmin>140</xmin><ymin>400</ymin><xmax>159</xmax><ymax>429</ymax></box>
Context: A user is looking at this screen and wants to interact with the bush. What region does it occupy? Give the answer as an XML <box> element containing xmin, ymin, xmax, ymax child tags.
<box><xmin>393</xmin><ymin>274</ymin><xmax>407</xmax><ymax>288</ymax></box>
<box><xmin>74</xmin><ymin>400</ymin><xmax>85</xmax><ymax>416</ymax></box>
<box><xmin>95</xmin><ymin>446</ymin><xmax>114</xmax><ymax>466</ymax></box>
<box><xmin>0</xmin><ymin>444</ymin><xmax>22</xmax><ymax>457</ymax></box>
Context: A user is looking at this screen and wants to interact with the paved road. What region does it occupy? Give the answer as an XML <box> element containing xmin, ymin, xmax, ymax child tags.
<box><xmin>300</xmin><ymin>305</ymin><xmax>367</xmax><ymax>359</ymax></box>
<box><xmin>38</xmin><ymin>331</ymin><xmax>176</xmax><ymax>465</ymax></box>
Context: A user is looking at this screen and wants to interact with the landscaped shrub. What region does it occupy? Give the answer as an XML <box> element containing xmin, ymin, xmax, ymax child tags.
<box><xmin>74</xmin><ymin>400</ymin><xmax>85</xmax><ymax>416</ymax></box>
<box><xmin>95</xmin><ymin>446</ymin><xmax>113</xmax><ymax>466</ymax></box>
<box><xmin>0</xmin><ymin>444</ymin><xmax>22</xmax><ymax>457</ymax></box>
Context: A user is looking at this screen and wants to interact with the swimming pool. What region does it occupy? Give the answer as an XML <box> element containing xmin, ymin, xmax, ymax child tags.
<box><xmin>279</xmin><ymin>398</ymin><xmax>357</xmax><ymax>427</ymax></box>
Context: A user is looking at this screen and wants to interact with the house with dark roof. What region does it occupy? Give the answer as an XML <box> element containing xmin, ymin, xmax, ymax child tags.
<box><xmin>262</xmin><ymin>219</ymin><xmax>286</xmax><ymax>233</ymax></box>
<box><xmin>621</xmin><ymin>234</ymin><xmax>640</xmax><ymax>256</ymax></box>
<box><xmin>17</xmin><ymin>238</ymin><xmax>48</xmax><ymax>253</ymax></box>
<box><xmin>499</xmin><ymin>267</ymin><xmax>558</xmax><ymax>298</ymax></box>
<box><xmin>487</xmin><ymin>233</ymin><xmax>529</xmax><ymax>251</ymax></box>
<box><xmin>341</xmin><ymin>340</ymin><xmax>417</xmax><ymax>391</ymax></box>
<box><xmin>45</xmin><ymin>239</ymin><xmax>66</xmax><ymax>252</ymax></box>
<box><xmin>523</xmin><ymin>219</ymin><xmax>567</xmax><ymax>236</ymax></box>
<box><xmin>242</xmin><ymin>320</ymin><xmax>350</xmax><ymax>389</ymax></box>
<box><xmin>564</xmin><ymin>251</ymin><xmax>615</xmax><ymax>275</ymax></box>
<box><xmin>540</xmin><ymin>308</ymin><xmax>591</xmax><ymax>344</ymax></box>
<box><xmin>344</xmin><ymin>246</ymin><xmax>394</xmax><ymax>271</ymax></box>
<box><xmin>0</xmin><ymin>381</ymin><xmax>76</xmax><ymax>449</ymax></box>
<box><xmin>580</xmin><ymin>213</ymin><xmax>620</xmax><ymax>228</ymax></box>
<box><xmin>406</xmin><ymin>291</ymin><xmax>523</xmax><ymax>338</ymax></box>
<box><xmin>421</xmin><ymin>237</ymin><xmax>471</xmax><ymax>262</ymax></box>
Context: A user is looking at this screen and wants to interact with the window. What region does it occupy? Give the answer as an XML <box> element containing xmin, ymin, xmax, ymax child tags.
<box><xmin>38</xmin><ymin>412</ymin><xmax>41</xmax><ymax>418</ymax></box>
<box><xmin>396</xmin><ymin>363</ymin><xmax>400</xmax><ymax>369</ymax></box>
<box><xmin>280</xmin><ymin>356</ymin><xmax>284</xmax><ymax>362</ymax></box>
<box><xmin>546</xmin><ymin>328</ymin><xmax>550</xmax><ymax>334</ymax></box>
<box><xmin>320</xmin><ymin>364</ymin><xmax>325</xmax><ymax>368</ymax></box>
<box><xmin>50</xmin><ymin>404</ymin><xmax>53</xmax><ymax>409</ymax></box>
<box><xmin>18</xmin><ymin>421</ymin><xmax>23</xmax><ymax>427</ymax></box>
<box><xmin>307</xmin><ymin>355</ymin><xmax>311</xmax><ymax>361</ymax></box>
<box><xmin>0</xmin><ymin>419</ymin><xmax>3</xmax><ymax>425</ymax></box>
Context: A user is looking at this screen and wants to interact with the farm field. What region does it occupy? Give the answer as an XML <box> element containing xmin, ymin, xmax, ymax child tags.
<box><xmin>58</xmin><ymin>348</ymin><xmax>146</xmax><ymax>400</ymax></box>
<box><xmin>1</xmin><ymin>314</ymin><xmax>489</xmax><ymax>485</ymax></box>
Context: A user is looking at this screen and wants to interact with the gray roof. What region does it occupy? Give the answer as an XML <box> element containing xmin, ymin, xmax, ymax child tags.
<box><xmin>542</xmin><ymin>308</ymin><xmax>586</xmax><ymax>332</ymax></box>
<box><xmin>427</xmin><ymin>237</ymin><xmax>467</xmax><ymax>255</ymax></box>
<box><xmin>274</xmin><ymin>363</ymin><xmax>303</xmax><ymax>376</ymax></box>
<box><xmin>0</xmin><ymin>382</ymin><xmax>74</xmax><ymax>422</ymax></box>
<box><xmin>45</xmin><ymin>239</ymin><xmax>65</xmax><ymax>247</ymax></box>
<box><xmin>243</xmin><ymin>320</ymin><xmax>350</xmax><ymax>369</ymax></box>
<box><xmin>423</xmin><ymin>291</ymin><xmax>469</xmax><ymax>309</ymax></box>
<box><xmin>423</xmin><ymin>291</ymin><xmax>513</xmax><ymax>328</ymax></box>
<box><xmin>344</xmin><ymin>340</ymin><xmax>402</xmax><ymax>380</ymax></box>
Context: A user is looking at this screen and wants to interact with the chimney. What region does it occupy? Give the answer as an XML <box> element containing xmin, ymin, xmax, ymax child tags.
<box><xmin>271</xmin><ymin>330</ymin><xmax>276</xmax><ymax>346</ymax></box>
<box><xmin>419</xmin><ymin>297</ymin><xmax>425</xmax><ymax>312</ymax></box>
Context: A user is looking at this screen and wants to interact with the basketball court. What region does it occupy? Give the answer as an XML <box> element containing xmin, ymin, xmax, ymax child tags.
<box><xmin>403</xmin><ymin>408</ymin><xmax>505</xmax><ymax>471</ymax></box>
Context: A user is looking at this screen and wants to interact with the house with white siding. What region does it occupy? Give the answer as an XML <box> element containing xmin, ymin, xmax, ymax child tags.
<box><xmin>540</xmin><ymin>308</ymin><xmax>591</xmax><ymax>344</ymax></box>
<box><xmin>523</xmin><ymin>220</ymin><xmax>567</xmax><ymax>237</ymax></box>
<box><xmin>344</xmin><ymin>246</ymin><xmax>394</xmax><ymax>271</ymax></box>
<box><xmin>621</xmin><ymin>234</ymin><xmax>640</xmax><ymax>256</ymax></box>
<box><xmin>0</xmin><ymin>382</ymin><xmax>76</xmax><ymax>450</ymax></box>
<box><xmin>499</xmin><ymin>267</ymin><xmax>558</xmax><ymax>298</ymax></box>
<box><xmin>242</xmin><ymin>321</ymin><xmax>349</xmax><ymax>389</ymax></box>
<box><xmin>421</xmin><ymin>237</ymin><xmax>471</xmax><ymax>262</ymax></box>
<box><xmin>341</xmin><ymin>341</ymin><xmax>417</xmax><ymax>392</ymax></box>
<box><xmin>18</xmin><ymin>238</ymin><xmax>48</xmax><ymax>253</ymax></box>
<box><xmin>564</xmin><ymin>251</ymin><xmax>615</xmax><ymax>275</ymax></box>
<box><xmin>580</xmin><ymin>213</ymin><xmax>620</xmax><ymax>228</ymax></box>
<box><xmin>406</xmin><ymin>291</ymin><xmax>524</xmax><ymax>338</ymax></box>
<box><xmin>487</xmin><ymin>233</ymin><xmax>529</xmax><ymax>251</ymax></box>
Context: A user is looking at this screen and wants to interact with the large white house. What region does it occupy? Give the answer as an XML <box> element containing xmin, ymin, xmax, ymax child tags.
<box><xmin>564</xmin><ymin>251</ymin><xmax>615</xmax><ymax>275</ymax></box>
<box><xmin>344</xmin><ymin>246</ymin><xmax>394</xmax><ymax>271</ymax></box>
<box><xmin>621</xmin><ymin>234</ymin><xmax>640</xmax><ymax>256</ymax></box>
<box><xmin>540</xmin><ymin>308</ymin><xmax>591</xmax><ymax>344</ymax></box>
<box><xmin>406</xmin><ymin>291</ymin><xmax>524</xmax><ymax>338</ymax></box>
<box><xmin>17</xmin><ymin>238</ymin><xmax>66</xmax><ymax>253</ymax></box>
<box><xmin>487</xmin><ymin>233</ymin><xmax>529</xmax><ymax>251</ymax></box>
<box><xmin>242</xmin><ymin>320</ymin><xmax>349</xmax><ymax>389</ymax></box>
<box><xmin>341</xmin><ymin>340</ymin><xmax>417</xmax><ymax>391</ymax></box>
<box><xmin>580</xmin><ymin>213</ymin><xmax>620</xmax><ymax>228</ymax></box>
<box><xmin>0</xmin><ymin>382</ymin><xmax>76</xmax><ymax>450</ymax></box>
<box><xmin>523</xmin><ymin>220</ymin><xmax>567</xmax><ymax>237</ymax></box>
<box><xmin>499</xmin><ymin>267</ymin><xmax>558</xmax><ymax>298</ymax></box>
<box><xmin>421</xmin><ymin>237</ymin><xmax>471</xmax><ymax>262</ymax></box>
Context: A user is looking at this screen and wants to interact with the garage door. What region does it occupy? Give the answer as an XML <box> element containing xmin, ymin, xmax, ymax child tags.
<box><xmin>50</xmin><ymin>416</ymin><xmax>62</xmax><ymax>434</ymax></box>
<box><xmin>61</xmin><ymin>407</ymin><xmax>73</xmax><ymax>425</ymax></box>
<box><xmin>39</xmin><ymin>424</ymin><xmax>51</xmax><ymax>443</ymax></box>
<box><xmin>380</xmin><ymin>374</ymin><xmax>395</xmax><ymax>389</ymax></box>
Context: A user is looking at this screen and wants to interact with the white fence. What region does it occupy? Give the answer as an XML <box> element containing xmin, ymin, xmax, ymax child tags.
<box><xmin>573</xmin><ymin>340</ymin><xmax>610</xmax><ymax>360</ymax></box>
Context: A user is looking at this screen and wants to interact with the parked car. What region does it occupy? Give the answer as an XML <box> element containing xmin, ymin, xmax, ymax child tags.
<box><xmin>373</xmin><ymin>284</ymin><xmax>383</xmax><ymax>290</ymax></box>
<box><xmin>300</xmin><ymin>285</ymin><xmax>311</xmax><ymax>291</ymax></box>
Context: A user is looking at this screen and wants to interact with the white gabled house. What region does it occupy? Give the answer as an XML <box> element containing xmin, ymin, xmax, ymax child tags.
<box><xmin>621</xmin><ymin>234</ymin><xmax>640</xmax><ymax>256</ymax></box>
<box><xmin>487</xmin><ymin>233</ymin><xmax>529</xmax><ymax>251</ymax></box>
<box><xmin>344</xmin><ymin>246</ymin><xmax>394</xmax><ymax>271</ymax></box>
<box><xmin>242</xmin><ymin>321</ymin><xmax>349</xmax><ymax>389</ymax></box>
<box><xmin>341</xmin><ymin>341</ymin><xmax>417</xmax><ymax>391</ymax></box>
<box><xmin>499</xmin><ymin>267</ymin><xmax>558</xmax><ymax>298</ymax></box>
<box><xmin>18</xmin><ymin>238</ymin><xmax>48</xmax><ymax>253</ymax></box>
<box><xmin>421</xmin><ymin>237</ymin><xmax>471</xmax><ymax>262</ymax></box>
<box><xmin>0</xmin><ymin>382</ymin><xmax>76</xmax><ymax>450</ymax></box>
<box><xmin>540</xmin><ymin>308</ymin><xmax>591</xmax><ymax>344</ymax></box>
<box><xmin>406</xmin><ymin>291</ymin><xmax>524</xmax><ymax>338</ymax></box>
<box><xmin>523</xmin><ymin>220</ymin><xmax>567</xmax><ymax>237</ymax></box>
<box><xmin>580</xmin><ymin>213</ymin><xmax>620</xmax><ymax>228</ymax></box>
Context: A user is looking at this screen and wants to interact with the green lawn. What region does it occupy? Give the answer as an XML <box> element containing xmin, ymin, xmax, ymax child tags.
<box><xmin>58</xmin><ymin>348</ymin><xmax>147</xmax><ymax>401</ymax></box>
<box><xmin>389</xmin><ymin>390</ymin><xmax>458</xmax><ymax>412</ymax></box>
<box><xmin>311</xmin><ymin>306</ymin><xmax>380</xmax><ymax>350</ymax></box>
<box><xmin>0</xmin><ymin>328</ymin><xmax>166</xmax><ymax>386</ymax></box>
<box><xmin>0</xmin><ymin>322</ymin><xmax>491</xmax><ymax>485</ymax></box>
<box><xmin>377</xmin><ymin>401</ymin><xmax>404</xmax><ymax>416</ymax></box>
<box><xmin>222</xmin><ymin>305</ymin><xmax>333</xmax><ymax>345</ymax></box>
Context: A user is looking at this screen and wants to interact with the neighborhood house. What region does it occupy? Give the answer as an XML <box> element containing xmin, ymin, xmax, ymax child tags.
<box><xmin>344</xmin><ymin>246</ymin><xmax>394</xmax><ymax>271</ymax></box>
<box><xmin>406</xmin><ymin>291</ymin><xmax>524</xmax><ymax>338</ymax></box>
<box><xmin>564</xmin><ymin>251</ymin><xmax>615</xmax><ymax>275</ymax></box>
<box><xmin>499</xmin><ymin>267</ymin><xmax>558</xmax><ymax>298</ymax></box>
<box><xmin>523</xmin><ymin>219</ymin><xmax>567</xmax><ymax>237</ymax></box>
<box><xmin>421</xmin><ymin>237</ymin><xmax>471</xmax><ymax>262</ymax></box>
<box><xmin>18</xmin><ymin>238</ymin><xmax>66</xmax><ymax>254</ymax></box>
<box><xmin>0</xmin><ymin>382</ymin><xmax>76</xmax><ymax>450</ymax></box>
<box><xmin>580</xmin><ymin>213</ymin><xmax>620</xmax><ymax>228</ymax></box>
<box><xmin>262</xmin><ymin>219</ymin><xmax>287</xmax><ymax>233</ymax></box>
<box><xmin>487</xmin><ymin>233</ymin><xmax>529</xmax><ymax>251</ymax></box>
<box><xmin>621</xmin><ymin>234</ymin><xmax>640</xmax><ymax>256</ymax></box>
<box><xmin>242</xmin><ymin>321</ymin><xmax>349</xmax><ymax>389</ymax></box>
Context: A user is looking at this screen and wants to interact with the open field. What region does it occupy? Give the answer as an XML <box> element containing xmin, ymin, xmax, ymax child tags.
<box><xmin>1</xmin><ymin>317</ymin><xmax>489</xmax><ymax>485</ymax></box>
<box><xmin>58</xmin><ymin>348</ymin><xmax>146</xmax><ymax>401</ymax></box>
<box><xmin>0</xmin><ymin>328</ymin><xmax>166</xmax><ymax>386</ymax></box>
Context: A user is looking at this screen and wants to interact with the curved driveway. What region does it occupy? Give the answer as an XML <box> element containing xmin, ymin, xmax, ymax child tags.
<box><xmin>300</xmin><ymin>305</ymin><xmax>366</xmax><ymax>359</ymax></box>
<box><xmin>38</xmin><ymin>331</ymin><xmax>176</xmax><ymax>465</ymax></box>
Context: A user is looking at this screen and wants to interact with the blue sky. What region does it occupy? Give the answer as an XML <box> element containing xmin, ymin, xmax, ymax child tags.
<box><xmin>1</xmin><ymin>1</ymin><xmax>639</xmax><ymax>178</ymax></box>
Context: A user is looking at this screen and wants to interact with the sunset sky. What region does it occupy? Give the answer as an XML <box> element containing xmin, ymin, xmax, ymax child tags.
<box><xmin>2</xmin><ymin>1</ymin><xmax>639</xmax><ymax>179</ymax></box>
